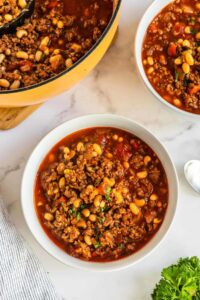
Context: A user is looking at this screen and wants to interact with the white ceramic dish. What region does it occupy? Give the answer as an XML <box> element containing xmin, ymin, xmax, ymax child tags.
<box><xmin>21</xmin><ymin>114</ymin><xmax>178</xmax><ymax>272</ymax></box>
<box><xmin>135</xmin><ymin>0</ymin><xmax>200</xmax><ymax>119</ymax></box>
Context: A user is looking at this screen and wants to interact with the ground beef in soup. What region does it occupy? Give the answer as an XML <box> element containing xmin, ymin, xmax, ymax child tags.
<box><xmin>35</xmin><ymin>127</ymin><xmax>168</xmax><ymax>262</ymax></box>
<box><xmin>0</xmin><ymin>0</ymin><xmax>113</xmax><ymax>90</ymax></box>
<box><xmin>142</xmin><ymin>0</ymin><xmax>200</xmax><ymax>114</ymax></box>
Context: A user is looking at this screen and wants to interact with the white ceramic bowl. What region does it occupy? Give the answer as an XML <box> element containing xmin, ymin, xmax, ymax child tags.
<box><xmin>135</xmin><ymin>0</ymin><xmax>200</xmax><ymax>119</ymax></box>
<box><xmin>21</xmin><ymin>114</ymin><xmax>178</xmax><ymax>272</ymax></box>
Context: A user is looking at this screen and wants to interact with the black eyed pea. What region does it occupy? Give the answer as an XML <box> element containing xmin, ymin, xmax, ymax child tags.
<box><xmin>123</xmin><ymin>162</ymin><xmax>129</xmax><ymax>169</ymax></box>
<box><xmin>44</xmin><ymin>212</ymin><xmax>54</xmax><ymax>221</ymax></box>
<box><xmin>173</xmin><ymin>99</ymin><xmax>182</xmax><ymax>107</ymax></box>
<box><xmin>10</xmin><ymin>80</ymin><xmax>21</xmax><ymax>90</ymax></box>
<box><xmin>18</xmin><ymin>0</ymin><xmax>27</xmax><ymax>9</ymax></box>
<box><xmin>144</xmin><ymin>155</ymin><xmax>151</xmax><ymax>165</ymax></box>
<box><xmin>89</xmin><ymin>214</ymin><xmax>96</xmax><ymax>222</ymax></box>
<box><xmin>0</xmin><ymin>79</ymin><xmax>10</xmax><ymax>88</ymax></box>
<box><xmin>4</xmin><ymin>14</ymin><xmax>13</xmax><ymax>22</ymax></box>
<box><xmin>77</xmin><ymin>220</ymin><xmax>87</xmax><ymax>229</ymax></box>
<box><xmin>150</xmin><ymin>194</ymin><xmax>158</xmax><ymax>201</ymax></box>
<box><xmin>106</xmin><ymin>152</ymin><xmax>113</xmax><ymax>158</ymax></box>
<box><xmin>196</xmin><ymin>32</ymin><xmax>200</xmax><ymax>40</ymax></box>
<box><xmin>112</xmin><ymin>134</ymin><xmax>118</xmax><ymax>140</ymax></box>
<box><xmin>104</xmin><ymin>177</ymin><xmax>115</xmax><ymax>187</ymax></box>
<box><xmin>82</xmin><ymin>209</ymin><xmax>90</xmax><ymax>218</ymax></box>
<box><xmin>40</xmin><ymin>36</ymin><xmax>50</xmax><ymax>47</ymax></box>
<box><xmin>65</xmin><ymin>58</ymin><xmax>73</xmax><ymax>68</ymax></box>
<box><xmin>57</xmin><ymin>21</ymin><xmax>64</xmax><ymax>29</ymax></box>
<box><xmin>114</xmin><ymin>191</ymin><xmax>123</xmax><ymax>204</ymax></box>
<box><xmin>134</xmin><ymin>199</ymin><xmax>146</xmax><ymax>207</ymax></box>
<box><xmin>185</xmin><ymin>52</ymin><xmax>194</xmax><ymax>66</ymax></box>
<box><xmin>5</xmin><ymin>49</ymin><xmax>11</xmax><ymax>56</ymax></box>
<box><xmin>16</xmin><ymin>29</ymin><xmax>28</xmax><ymax>39</ymax></box>
<box><xmin>93</xmin><ymin>143</ymin><xmax>102</xmax><ymax>155</ymax></box>
<box><xmin>73</xmin><ymin>199</ymin><xmax>81</xmax><ymax>208</ymax></box>
<box><xmin>71</xmin><ymin>43</ymin><xmax>82</xmax><ymax>52</ymax></box>
<box><xmin>136</xmin><ymin>170</ymin><xmax>148</xmax><ymax>179</ymax></box>
<box><xmin>153</xmin><ymin>218</ymin><xmax>162</xmax><ymax>224</ymax></box>
<box><xmin>16</xmin><ymin>51</ymin><xmax>28</xmax><ymax>59</ymax></box>
<box><xmin>77</xmin><ymin>142</ymin><xmax>84</xmax><ymax>152</ymax></box>
<box><xmin>182</xmin><ymin>62</ymin><xmax>190</xmax><ymax>74</ymax></box>
<box><xmin>0</xmin><ymin>54</ymin><xmax>5</xmax><ymax>64</ymax></box>
<box><xmin>52</xmin><ymin>18</ymin><xmax>58</xmax><ymax>25</ymax></box>
<box><xmin>35</xmin><ymin>50</ymin><xmax>43</xmax><ymax>62</ymax></box>
<box><xmin>129</xmin><ymin>203</ymin><xmax>140</xmax><ymax>215</ymax></box>
<box><xmin>59</xmin><ymin>177</ymin><xmax>65</xmax><ymax>189</ymax></box>
<box><xmin>100</xmin><ymin>201</ymin><xmax>106</xmax><ymax>208</ymax></box>
<box><xmin>94</xmin><ymin>195</ymin><xmax>101</xmax><ymax>207</ymax></box>
<box><xmin>84</xmin><ymin>235</ymin><xmax>92</xmax><ymax>246</ymax></box>
<box><xmin>196</xmin><ymin>3</ymin><xmax>200</xmax><ymax>9</ymax></box>
<box><xmin>63</xmin><ymin>147</ymin><xmax>70</xmax><ymax>154</ymax></box>
<box><xmin>90</xmin><ymin>189</ymin><xmax>99</xmax><ymax>201</ymax></box>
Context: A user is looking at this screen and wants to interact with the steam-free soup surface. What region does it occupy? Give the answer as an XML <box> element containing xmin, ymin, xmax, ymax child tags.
<box><xmin>35</xmin><ymin>127</ymin><xmax>168</xmax><ymax>262</ymax></box>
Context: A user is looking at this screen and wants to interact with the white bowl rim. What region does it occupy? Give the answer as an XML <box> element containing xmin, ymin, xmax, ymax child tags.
<box><xmin>134</xmin><ymin>0</ymin><xmax>200</xmax><ymax>119</ymax></box>
<box><xmin>21</xmin><ymin>113</ymin><xmax>179</xmax><ymax>272</ymax></box>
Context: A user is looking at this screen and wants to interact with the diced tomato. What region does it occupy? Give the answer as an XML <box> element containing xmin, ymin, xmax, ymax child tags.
<box><xmin>48</xmin><ymin>154</ymin><xmax>55</xmax><ymax>162</ymax></box>
<box><xmin>48</xmin><ymin>0</ymin><xmax>59</xmax><ymax>8</ymax></box>
<box><xmin>132</xmin><ymin>141</ymin><xmax>139</xmax><ymax>151</ymax></box>
<box><xmin>173</xmin><ymin>22</ymin><xmax>185</xmax><ymax>36</ymax></box>
<box><xmin>114</xmin><ymin>142</ymin><xmax>132</xmax><ymax>161</ymax></box>
<box><xmin>98</xmin><ymin>182</ymin><xmax>107</xmax><ymax>195</ymax></box>
<box><xmin>54</xmin><ymin>196</ymin><xmax>66</xmax><ymax>207</ymax></box>
<box><xmin>189</xmin><ymin>84</ymin><xmax>200</xmax><ymax>95</ymax></box>
<box><xmin>19</xmin><ymin>60</ymin><xmax>33</xmax><ymax>72</ymax></box>
<box><xmin>168</xmin><ymin>43</ymin><xmax>177</xmax><ymax>57</ymax></box>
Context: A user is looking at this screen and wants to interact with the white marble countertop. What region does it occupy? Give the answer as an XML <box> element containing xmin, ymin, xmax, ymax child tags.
<box><xmin>1</xmin><ymin>0</ymin><xmax>200</xmax><ymax>299</ymax></box>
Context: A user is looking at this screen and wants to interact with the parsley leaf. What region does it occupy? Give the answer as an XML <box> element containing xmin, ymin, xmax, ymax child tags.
<box><xmin>152</xmin><ymin>257</ymin><xmax>200</xmax><ymax>300</ymax></box>
<box><xmin>175</xmin><ymin>71</ymin><xmax>179</xmax><ymax>82</ymax></box>
<box><xmin>94</xmin><ymin>241</ymin><xmax>101</xmax><ymax>249</ymax></box>
<box><xmin>105</xmin><ymin>186</ymin><xmax>111</xmax><ymax>202</ymax></box>
<box><xmin>190</xmin><ymin>28</ymin><xmax>198</xmax><ymax>35</ymax></box>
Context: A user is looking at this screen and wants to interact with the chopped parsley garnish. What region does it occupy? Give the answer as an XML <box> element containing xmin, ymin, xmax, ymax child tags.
<box><xmin>94</xmin><ymin>241</ymin><xmax>101</xmax><ymax>249</ymax></box>
<box><xmin>105</xmin><ymin>186</ymin><xmax>111</xmax><ymax>202</ymax></box>
<box><xmin>119</xmin><ymin>243</ymin><xmax>125</xmax><ymax>249</ymax></box>
<box><xmin>175</xmin><ymin>71</ymin><xmax>179</xmax><ymax>82</ymax></box>
<box><xmin>68</xmin><ymin>207</ymin><xmax>76</xmax><ymax>216</ymax></box>
<box><xmin>99</xmin><ymin>217</ymin><xmax>105</xmax><ymax>224</ymax></box>
<box><xmin>76</xmin><ymin>212</ymin><xmax>81</xmax><ymax>220</ymax></box>
<box><xmin>190</xmin><ymin>28</ymin><xmax>197</xmax><ymax>35</ymax></box>
<box><xmin>79</xmin><ymin>204</ymin><xmax>86</xmax><ymax>211</ymax></box>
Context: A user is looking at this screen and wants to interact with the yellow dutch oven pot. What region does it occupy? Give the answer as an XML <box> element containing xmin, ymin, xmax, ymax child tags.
<box><xmin>0</xmin><ymin>0</ymin><xmax>122</xmax><ymax>108</ymax></box>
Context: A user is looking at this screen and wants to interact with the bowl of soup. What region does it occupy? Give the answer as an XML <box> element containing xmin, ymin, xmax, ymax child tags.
<box><xmin>0</xmin><ymin>0</ymin><xmax>121</xmax><ymax>107</ymax></box>
<box><xmin>21</xmin><ymin>114</ymin><xmax>178</xmax><ymax>271</ymax></box>
<box><xmin>135</xmin><ymin>0</ymin><xmax>200</xmax><ymax>117</ymax></box>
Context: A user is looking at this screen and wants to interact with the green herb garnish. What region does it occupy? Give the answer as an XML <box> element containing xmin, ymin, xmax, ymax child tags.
<box><xmin>79</xmin><ymin>204</ymin><xmax>86</xmax><ymax>211</ymax></box>
<box><xmin>175</xmin><ymin>71</ymin><xmax>179</xmax><ymax>82</ymax></box>
<box><xmin>76</xmin><ymin>212</ymin><xmax>81</xmax><ymax>220</ymax></box>
<box><xmin>99</xmin><ymin>217</ymin><xmax>105</xmax><ymax>224</ymax></box>
<box><xmin>105</xmin><ymin>186</ymin><xmax>111</xmax><ymax>202</ymax></box>
<box><xmin>152</xmin><ymin>257</ymin><xmax>200</xmax><ymax>300</ymax></box>
<box><xmin>119</xmin><ymin>243</ymin><xmax>125</xmax><ymax>249</ymax></box>
<box><xmin>94</xmin><ymin>241</ymin><xmax>101</xmax><ymax>249</ymax></box>
<box><xmin>68</xmin><ymin>207</ymin><xmax>76</xmax><ymax>216</ymax></box>
<box><xmin>190</xmin><ymin>28</ymin><xmax>198</xmax><ymax>35</ymax></box>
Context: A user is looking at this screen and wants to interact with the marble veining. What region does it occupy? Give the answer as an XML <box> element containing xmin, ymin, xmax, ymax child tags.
<box><xmin>0</xmin><ymin>1</ymin><xmax>200</xmax><ymax>299</ymax></box>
